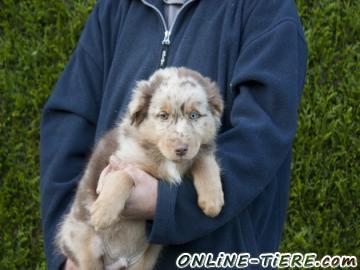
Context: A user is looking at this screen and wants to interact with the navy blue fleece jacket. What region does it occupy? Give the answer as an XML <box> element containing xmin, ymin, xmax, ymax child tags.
<box><xmin>40</xmin><ymin>0</ymin><xmax>307</xmax><ymax>269</ymax></box>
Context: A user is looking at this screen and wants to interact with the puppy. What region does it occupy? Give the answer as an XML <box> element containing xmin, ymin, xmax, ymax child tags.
<box><xmin>56</xmin><ymin>67</ymin><xmax>224</xmax><ymax>270</ymax></box>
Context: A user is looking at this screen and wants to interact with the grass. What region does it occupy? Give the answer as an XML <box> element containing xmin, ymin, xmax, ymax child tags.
<box><xmin>0</xmin><ymin>0</ymin><xmax>359</xmax><ymax>269</ymax></box>
<box><xmin>280</xmin><ymin>0</ymin><xmax>360</xmax><ymax>258</ymax></box>
<box><xmin>0</xmin><ymin>1</ymin><xmax>95</xmax><ymax>269</ymax></box>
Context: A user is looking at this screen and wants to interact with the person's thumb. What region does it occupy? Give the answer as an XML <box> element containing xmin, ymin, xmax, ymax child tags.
<box><xmin>110</xmin><ymin>155</ymin><xmax>151</xmax><ymax>185</ymax></box>
<box><xmin>109</xmin><ymin>155</ymin><xmax>127</xmax><ymax>170</ymax></box>
<box><xmin>125</xmin><ymin>165</ymin><xmax>149</xmax><ymax>185</ymax></box>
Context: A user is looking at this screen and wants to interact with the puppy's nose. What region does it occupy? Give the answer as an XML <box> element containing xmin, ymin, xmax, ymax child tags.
<box><xmin>175</xmin><ymin>144</ymin><xmax>188</xmax><ymax>157</ymax></box>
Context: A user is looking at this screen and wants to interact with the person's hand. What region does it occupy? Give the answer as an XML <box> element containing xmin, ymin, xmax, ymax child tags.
<box><xmin>63</xmin><ymin>259</ymin><xmax>77</xmax><ymax>270</ymax></box>
<box><xmin>107</xmin><ymin>155</ymin><xmax>158</xmax><ymax>220</ymax></box>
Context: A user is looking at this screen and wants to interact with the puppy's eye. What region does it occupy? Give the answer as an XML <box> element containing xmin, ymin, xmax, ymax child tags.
<box><xmin>189</xmin><ymin>111</ymin><xmax>200</xmax><ymax>120</ymax></box>
<box><xmin>158</xmin><ymin>111</ymin><xmax>169</xmax><ymax>120</ymax></box>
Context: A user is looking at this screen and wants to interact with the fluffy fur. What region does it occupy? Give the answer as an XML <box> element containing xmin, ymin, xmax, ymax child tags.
<box><xmin>56</xmin><ymin>67</ymin><xmax>224</xmax><ymax>270</ymax></box>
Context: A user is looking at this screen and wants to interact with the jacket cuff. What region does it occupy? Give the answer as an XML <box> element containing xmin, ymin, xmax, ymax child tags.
<box><xmin>146</xmin><ymin>181</ymin><xmax>178</xmax><ymax>244</ymax></box>
<box><xmin>49</xmin><ymin>253</ymin><xmax>66</xmax><ymax>270</ymax></box>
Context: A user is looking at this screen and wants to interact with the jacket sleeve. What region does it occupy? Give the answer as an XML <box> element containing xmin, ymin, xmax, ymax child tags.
<box><xmin>40</xmin><ymin>3</ymin><xmax>103</xmax><ymax>269</ymax></box>
<box><xmin>147</xmin><ymin>0</ymin><xmax>308</xmax><ymax>245</ymax></box>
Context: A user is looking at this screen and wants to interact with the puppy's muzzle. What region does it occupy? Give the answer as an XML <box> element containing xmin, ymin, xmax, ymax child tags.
<box><xmin>175</xmin><ymin>144</ymin><xmax>188</xmax><ymax>157</ymax></box>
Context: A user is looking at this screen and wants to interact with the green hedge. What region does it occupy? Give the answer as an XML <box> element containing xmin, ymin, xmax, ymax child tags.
<box><xmin>0</xmin><ymin>0</ymin><xmax>358</xmax><ymax>269</ymax></box>
<box><xmin>281</xmin><ymin>0</ymin><xmax>360</xmax><ymax>258</ymax></box>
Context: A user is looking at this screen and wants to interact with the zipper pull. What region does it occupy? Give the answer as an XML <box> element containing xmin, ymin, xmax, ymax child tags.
<box><xmin>162</xmin><ymin>30</ymin><xmax>171</xmax><ymax>45</ymax></box>
<box><xmin>159</xmin><ymin>31</ymin><xmax>171</xmax><ymax>69</ymax></box>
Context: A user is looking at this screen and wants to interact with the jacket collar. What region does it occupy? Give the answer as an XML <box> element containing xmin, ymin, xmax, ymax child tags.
<box><xmin>141</xmin><ymin>0</ymin><xmax>197</xmax><ymax>8</ymax></box>
<box><xmin>140</xmin><ymin>0</ymin><xmax>198</xmax><ymax>33</ymax></box>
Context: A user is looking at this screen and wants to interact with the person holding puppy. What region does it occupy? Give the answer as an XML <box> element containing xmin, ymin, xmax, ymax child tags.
<box><xmin>40</xmin><ymin>0</ymin><xmax>307</xmax><ymax>269</ymax></box>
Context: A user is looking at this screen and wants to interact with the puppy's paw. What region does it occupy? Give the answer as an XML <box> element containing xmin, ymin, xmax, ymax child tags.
<box><xmin>198</xmin><ymin>189</ymin><xmax>224</xmax><ymax>218</ymax></box>
<box><xmin>90</xmin><ymin>198</ymin><xmax>121</xmax><ymax>230</ymax></box>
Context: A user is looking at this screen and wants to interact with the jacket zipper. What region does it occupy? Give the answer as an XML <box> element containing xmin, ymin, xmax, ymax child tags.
<box><xmin>160</xmin><ymin>30</ymin><xmax>171</xmax><ymax>68</ymax></box>
<box><xmin>140</xmin><ymin>0</ymin><xmax>196</xmax><ymax>68</ymax></box>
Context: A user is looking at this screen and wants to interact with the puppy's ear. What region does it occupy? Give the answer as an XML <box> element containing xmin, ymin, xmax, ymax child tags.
<box><xmin>128</xmin><ymin>81</ymin><xmax>154</xmax><ymax>126</ymax></box>
<box><xmin>208</xmin><ymin>84</ymin><xmax>224</xmax><ymax>118</ymax></box>
<box><xmin>204</xmin><ymin>80</ymin><xmax>224</xmax><ymax>119</ymax></box>
<box><xmin>181</xmin><ymin>68</ymin><xmax>224</xmax><ymax>119</ymax></box>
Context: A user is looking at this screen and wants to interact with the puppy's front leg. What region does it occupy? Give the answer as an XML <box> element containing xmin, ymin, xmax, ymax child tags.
<box><xmin>90</xmin><ymin>170</ymin><xmax>133</xmax><ymax>230</ymax></box>
<box><xmin>192</xmin><ymin>154</ymin><xmax>224</xmax><ymax>217</ymax></box>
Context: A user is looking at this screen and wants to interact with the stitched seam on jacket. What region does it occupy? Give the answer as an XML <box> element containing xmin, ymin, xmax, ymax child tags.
<box><xmin>241</xmin><ymin>18</ymin><xmax>299</xmax><ymax>53</ymax></box>
<box><xmin>77</xmin><ymin>42</ymin><xmax>103</xmax><ymax>111</ymax></box>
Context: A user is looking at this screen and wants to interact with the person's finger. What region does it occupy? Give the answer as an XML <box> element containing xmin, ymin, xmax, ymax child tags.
<box><xmin>109</xmin><ymin>155</ymin><xmax>155</xmax><ymax>185</ymax></box>
<box><xmin>96</xmin><ymin>164</ymin><xmax>111</xmax><ymax>194</ymax></box>
<box><xmin>64</xmin><ymin>259</ymin><xmax>77</xmax><ymax>270</ymax></box>
<box><xmin>109</xmin><ymin>155</ymin><xmax>127</xmax><ymax>170</ymax></box>
<box><xmin>124</xmin><ymin>165</ymin><xmax>152</xmax><ymax>185</ymax></box>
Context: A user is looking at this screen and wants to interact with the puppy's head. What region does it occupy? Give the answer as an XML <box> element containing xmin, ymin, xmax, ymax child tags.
<box><xmin>127</xmin><ymin>67</ymin><xmax>223</xmax><ymax>161</ymax></box>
